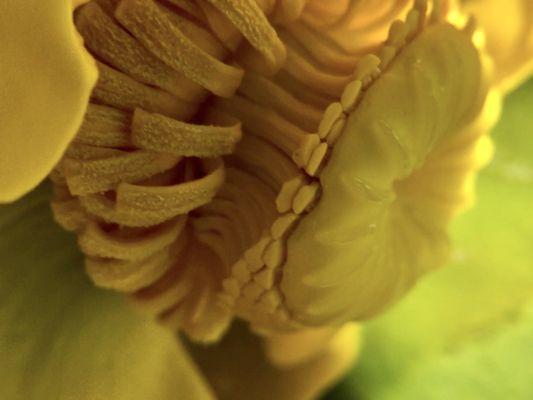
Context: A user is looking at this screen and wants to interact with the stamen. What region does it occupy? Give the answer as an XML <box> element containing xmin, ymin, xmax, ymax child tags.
<box><xmin>92</xmin><ymin>158</ymin><xmax>225</xmax><ymax>226</ymax></box>
<box><xmin>300</xmin><ymin>0</ymin><xmax>351</xmax><ymax>28</ymax></box>
<box><xmin>76</xmin><ymin>2</ymin><xmax>205</xmax><ymax>101</ymax></box>
<box><xmin>115</xmin><ymin>0</ymin><xmax>244</xmax><ymax>97</ymax></box>
<box><xmin>131</xmin><ymin>108</ymin><xmax>242</xmax><ymax>157</ymax></box>
<box><xmin>93</xmin><ymin>62</ymin><xmax>197</xmax><ymax>119</ymax></box>
<box><xmin>78</xmin><ymin>216</ymin><xmax>186</xmax><ymax>260</ymax></box>
<box><xmin>158</xmin><ymin>4</ymin><xmax>227</xmax><ymax>59</ymax></box>
<box><xmin>85</xmin><ymin>248</ymin><xmax>173</xmax><ymax>292</ymax></box>
<box><xmin>204</xmin><ymin>0</ymin><xmax>286</xmax><ymax>71</ymax></box>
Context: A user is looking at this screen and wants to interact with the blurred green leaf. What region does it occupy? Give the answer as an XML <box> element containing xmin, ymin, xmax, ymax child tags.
<box><xmin>325</xmin><ymin>79</ymin><xmax>533</xmax><ymax>400</ymax></box>
<box><xmin>0</xmin><ymin>185</ymin><xmax>214</xmax><ymax>400</ymax></box>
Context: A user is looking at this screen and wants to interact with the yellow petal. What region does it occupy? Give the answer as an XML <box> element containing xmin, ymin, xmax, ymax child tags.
<box><xmin>187</xmin><ymin>322</ymin><xmax>361</xmax><ymax>400</ymax></box>
<box><xmin>0</xmin><ymin>183</ymin><xmax>214</xmax><ymax>400</ymax></box>
<box><xmin>463</xmin><ymin>0</ymin><xmax>533</xmax><ymax>92</ymax></box>
<box><xmin>281</xmin><ymin>22</ymin><xmax>489</xmax><ymax>325</ymax></box>
<box><xmin>0</xmin><ymin>1</ymin><xmax>97</xmax><ymax>203</ymax></box>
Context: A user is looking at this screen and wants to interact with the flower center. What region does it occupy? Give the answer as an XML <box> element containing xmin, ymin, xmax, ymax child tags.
<box><xmin>51</xmin><ymin>0</ymin><xmax>488</xmax><ymax>342</ymax></box>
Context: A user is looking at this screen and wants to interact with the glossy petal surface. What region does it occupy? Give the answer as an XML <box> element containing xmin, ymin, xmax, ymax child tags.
<box><xmin>0</xmin><ymin>1</ymin><xmax>97</xmax><ymax>203</ymax></box>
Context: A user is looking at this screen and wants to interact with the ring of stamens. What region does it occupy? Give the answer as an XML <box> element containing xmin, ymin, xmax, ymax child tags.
<box><xmin>51</xmin><ymin>0</ymin><xmax>480</xmax><ymax>342</ymax></box>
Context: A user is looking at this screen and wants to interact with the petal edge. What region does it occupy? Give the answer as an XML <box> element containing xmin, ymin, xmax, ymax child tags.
<box><xmin>0</xmin><ymin>0</ymin><xmax>97</xmax><ymax>203</ymax></box>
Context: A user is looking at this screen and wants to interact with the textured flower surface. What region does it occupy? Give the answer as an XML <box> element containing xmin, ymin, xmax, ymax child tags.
<box><xmin>0</xmin><ymin>0</ymin><xmax>532</xmax><ymax>399</ymax></box>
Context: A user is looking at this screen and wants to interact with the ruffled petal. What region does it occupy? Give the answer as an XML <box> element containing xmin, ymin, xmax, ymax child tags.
<box><xmin>187</xmin><ymin>322</ymin><xmax>361</xmax><ymax>400</ymax></box>
<box><xmin>463</xmin><ymin>0</ymin><xmax>533</xmax><ymax>92</ymax></box>
<box><xmin>0</xmin><ymin>184</ymin><xmax>214</xmax><ymax>400</ymax></box>
<box><xmin>329</xmin><ymin>78</ymin><xmax>533</xmax><ymax>400</ymax></box>
<box><xmin>281</xmin><ymin>21</ymin><xmax>491</xmax><ymax>325</ymax></box>
<box><xmin>0</xmin><ymin>1</ymin><xmax>97</xmax><ymax>203</ymax></box>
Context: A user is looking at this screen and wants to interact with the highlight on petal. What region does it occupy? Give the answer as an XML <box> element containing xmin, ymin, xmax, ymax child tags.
<box><xmin>462</xmin><ymin>0</ymin><xmax>533</xmax><ymax>92</ymax></box>
<box><xmin>187</xmin><ymin>321</ymin><xmax>361</xmax><ymax>400</ymax></box>
<box><xmin>0</xmin><ymin>1</ymin><xmax>97</xmax><ymax>203</ymax></box>
<box><xmin>0</xmin><ymin>184</ymin><xmax>214</xmax><ymax>400</ymax></box>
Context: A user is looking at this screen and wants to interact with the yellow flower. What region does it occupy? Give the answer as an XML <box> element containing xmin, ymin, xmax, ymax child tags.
<box><xmin>0</xmin><ymin>1</ymin><xmax>97</xmax><ymax>203</ymax></box>
<box><xmin>1</xmin><ymin>0</ymin><xmax>528</xmax><ymax>399</ymax></box>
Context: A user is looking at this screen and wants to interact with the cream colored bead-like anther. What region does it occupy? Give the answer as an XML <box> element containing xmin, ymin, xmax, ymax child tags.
<box><xmin>254</xmin><ymin>267</ymin><xmax>276</xmax><ymax>289</ymax></box>
<box><xmin>325</xmin><ymin>117</ymin><xmax>347</xmax><ymax>146</ymax></box>
<box><xmin>241</xmin><ymin>281</ymin><xmax>266</xmax><ymax>302</ymax></box>
<box><xmin>262</xmin><ymin>240</ymin><xmax>284</xmax><ymax>269</ymax></box>
<box><xmin>340</xmin><ymin>80</ymin><xmax>362</xmax><ymax>113</ymax></box>
<box><xmin>115</xmin><ymin>0</ymin><xmax>244</xmax><ymax>97</ymax></box>
<box><xmin>75</xmin><ymin>104</ymin><xmax>131</xmax><ymax>147</ymax></box>
<box><xmin>231</xmin><ymin>259</ymin><xmax>252</xmax><ymax>283</ymax></box>
<box><xmin>257</xmin><ymin>289</ymin><xmax>282</xmax><ymax>311</ymax></box>
<box><xmin>292</xmin><ymin>182</ymin><xmax>320</xmax><ymax>214</ymax></box>
<box><xmin>62</xmin><ymin>150</ymin><xmax>180</xmax><ymax>196</ymax></box>
<box><xmin>275</xmin><ymin>175</ymin><xmax>307</xmax><ymax>213</ymax></box>
<box><xmin>377</xmin><ymin>45</ymin><xmax>397</xmax><ymax>71</ymax></box>
<box><xmin>318</xmin><ymin>102</ymin><xmax>344</xmax><ymax>139</ymax></box>
<box><xmin>305</xmin><ymin>142</ymin><xmax>329</xmax><ymax>176</ymax></box>
<box><xmin>244</xmin><ymin>236</ymin><xmax>272</xmax><ymax>272</ymax></box>
<box><xmin>354</xmin><ymin>55</ymin><xmax>381</xmax><ymax>87</ymax></box>
<box><xmin>131</xmin><ymin>108</ymin><xmax>242</xmax><ymax>157</ymax></box>
<box><xmin>271</xmin><ymin>213</ymin><xmax>299</xmax><ymax>240</ymax></box>
<box><xmin>222</xmin><ymin>277</ymin><xmax>241</xmax><ymax>299</ymax></box>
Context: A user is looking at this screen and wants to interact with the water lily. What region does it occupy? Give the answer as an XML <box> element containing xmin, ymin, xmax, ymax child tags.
<box><xmin>1</xmin><ymin>1</ymin><xmax>531</xmax><ymax>399</ymax></box>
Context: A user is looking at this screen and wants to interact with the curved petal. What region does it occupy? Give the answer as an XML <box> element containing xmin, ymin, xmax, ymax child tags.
<box><xmin>463</xmin><ymin>0</ymin><xmax>533</xmax><ymax>92</ymax></box>
<box><xmin>186</xmin><ymin>322</ymin><xmax>361</xmax><ymax>400</ymax></box>
<box><xmin>281</xmin><ymin>22</ymin><xmax>490</xmax><ymax>325</ymax></box>
<box><xmin>0</xmin><ymin>1</ymin><xmax>97</xmax><ymax>203</ymax></box>
<box><xmin>0</xmin><ymin>184</ymin><xmax>214</xmax><ymax>400</ymax></box>
<box><xmin>327</xmin><ymin>79</ymin><xmax>533</xmax><ymax>400</ymax></box>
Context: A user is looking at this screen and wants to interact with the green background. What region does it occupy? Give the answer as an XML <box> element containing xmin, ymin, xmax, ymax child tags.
<box><xmin>324</xmin><ymin>79</ymin><xmax>533</xmax><ymax>399</ymax></box>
